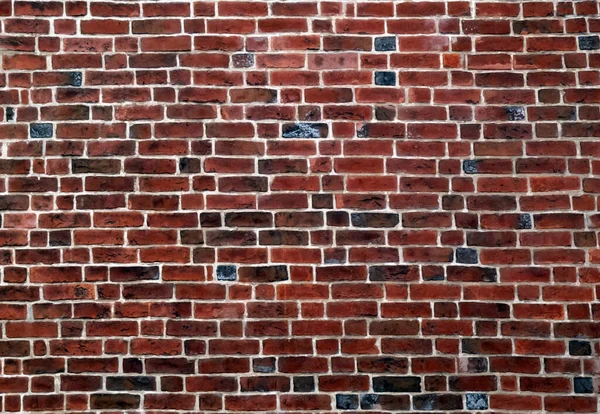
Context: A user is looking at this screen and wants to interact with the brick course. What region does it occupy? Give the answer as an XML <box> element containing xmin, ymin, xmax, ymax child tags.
<box><xmin>1</xmin><ymin>0</ymin><xmax>600</xmax><ymax>412</ymax></box>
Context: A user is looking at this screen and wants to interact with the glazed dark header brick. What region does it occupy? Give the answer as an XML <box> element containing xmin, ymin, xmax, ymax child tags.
<box><xmin>1</xmin><ymin>0</ymin><xmax>600</xmax><ymax>412</ymax></box>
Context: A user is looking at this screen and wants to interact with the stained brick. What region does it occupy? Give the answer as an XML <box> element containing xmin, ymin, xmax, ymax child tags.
<box><xmin>0</xmin><ymin>3</ymin><xmax>594</xmax><ymax>412</ymax></box>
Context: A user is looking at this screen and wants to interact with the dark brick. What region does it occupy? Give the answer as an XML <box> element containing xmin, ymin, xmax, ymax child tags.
<box><xmin>375</xmin><ymin>36</ymin><xmax>396</xmax><ymax>51</ymax></box>
<box><xmin>574</xmin><ymin>377</ymin><xmax>593</xmax><ymax>394</ymax></box>
<box><xmin>351</xmin><ymin>213</ymin><xmax>399</xmax><ymax>228</ymax></box>
<box><xmin>569</xmin><ymin>340</ymin><xmax>591</xmax><ymax>356</ymax></box>
<box><xmin>369</xmin><ymin>265</ymin><xmax>418</xmax><ymax>282</ymax></box>
<box><xmin>375</xmin><ymin>71</ymin><xmax>396</xmax><ymax>86</ymax></box>
<box><xmin>30</xmin><ymin>123</ymin><xmax>53</xmax><ymax>138</ymax></box>
<box><xmin>106</xmin><ymin>376</ymin><xmax>156</xmax><ymax>391</ymax></box>
<box><xmin>505</xmin><ymin>106</ymin><xmax>526</xmax><ymax>121</ymax></box>
<box><xmin>336</xmin><ymin>394</ymin><xmax>359</xmax><ymax>410</ymax></box>
<box><xmin>373</xmin><ymin>376</ymin><xmax>421</xmax><ymax>393</ymax></box>
<box><xmin>232</xmin><ymin>53</ymin><xmax>254</xmax><ymax>68</ymax></box>
<box><xmin>69</xmin><ymin>71</ymin><xmax>83</xmax><ymax>87</ymax></box>
<box><xmin>238</xmin><ymin>265</ymin><xmax>288</xmax><ymax>283</ymax></box>
<box><xmin>90</xmin><ymin>394</ymin><xmax>140</xmax><ymax>409</ymax></box>
<box><xmin>518</xmin><ymin>214</ymin><xmax>532</xmax><ymax>229</ymax></box>
<box><xmin>216</xmin><ymin>265</ymin><xmax>236</xmax><ymax>281</ymax></box>
<box><xmin>360</xmin><ymin>394</ymin><xmax>411</xmax><ymax>410</ymax></box>
<box><xmin>5</xmin><ymin>107</ymin><xmax>14</xmax><ymax>122</ymax></box>
<box><xmin>225</xmin><ymin>212</ymin><xmax>272</xmax><ymax>227</ymax></box>
<box><xmin>463</xmin><ymin>160</ymin><xmax>479</xmax><ymax>174</ymax></box>
<box><xmin>282</xmin><ymin>123</ymin><xmax>328</xmax><ymax>138</ymax></box>
<box><xmin>413</xmin><ymin>394</ymin><xmax>463</xmax><ymax>411</ymax></box>
<box><xmin>200</xmin><ymin>212</ymin><xmax>222</xmax><ymax>227</ymax></box>
<box><xmin>456</xmin><ymin>248</ymin><xmax>478</xmax><ymax>264</ymax></box>
<box><xmin>579</xmin><ymin>35</ymin><xmax>600</xmax><ymax>50</ymax></box>
<box><xmin>467</xmin><ymin>358</ymin><xmax>489</xmax><ymax>373</ymax></box>
<box><xmin>179</xmin><ymin>157</ymin><xmax>201</xmax><ymax>173</ymax></box>
<box><xmin>294</xmin><ymin>376</ymin><xmax>315</xmax><ymax>392</ymax></box>
<box><xmin>466</xmin><ymin>393</ymin><xmax>488</xmax><ymax>410</ymax></box>
<box><xmin>253</xmin><ymin>357</ymin><xmax>276</xmax><ymax>373</ymax></box>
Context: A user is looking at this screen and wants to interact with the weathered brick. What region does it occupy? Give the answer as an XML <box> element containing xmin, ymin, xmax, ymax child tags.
<box><xmin>0</xmin><ymin>4</ymin><xmax>594</xmax><ymax>412</ymax></box>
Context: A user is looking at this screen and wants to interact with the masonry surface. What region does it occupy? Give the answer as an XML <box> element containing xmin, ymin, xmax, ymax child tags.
<box><xmin>0</xmin><ymin>0</ymin><xmax>600</xmax><ymax>412</ymax></box>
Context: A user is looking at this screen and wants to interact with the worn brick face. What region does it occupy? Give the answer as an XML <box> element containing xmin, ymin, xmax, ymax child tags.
<box><xmin>1</xmin><ymin>0</ymin><xmax>600</xmax><ymax>412</ymax></box>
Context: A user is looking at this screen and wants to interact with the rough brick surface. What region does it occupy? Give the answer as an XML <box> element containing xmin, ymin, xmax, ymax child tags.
<box><xmin>1</xmin><ymin>0</ymin><xmax>600</xmax><ymax>412</ymax></box>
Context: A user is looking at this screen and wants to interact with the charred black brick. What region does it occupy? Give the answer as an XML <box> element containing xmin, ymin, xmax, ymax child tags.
<box><xmin>69</xmin><ymin>71</ymin><xmax>83</xmax><ymax>86</ymax></box>
<box><xmin>375</xmin><ymin>36</ymin><xmax>396</xmax><ymax>51</ymax></box>
<box><xmin>579</xmin><ymin>35</ymin><xmax>600</xmax><ymax>50</ymax></box>
<box><xmin>463</xmin><ymin>160</ymin><xmax>479</xmax><ymax>174</ymax></box>
<box><xmin>232</xmin><ymin>53</ymin><xmax>254</xmax><ymax>68</ymax></box>
<box><xmin>518</xmin><ymin>213</ymin><xmax>532</xmax><ymax>229</ymax></box>
<box><xmin>505</xmin><ymin>106</ymin><xmax>526</xmax><ymax>121</ymax></box>
<box><xmin>294</xmin><ymin>376</ymin><xmax>315</xmax><ymax>392</ymax></box>
<box><xmin>466</xmin><ymin>393</ymin><xmax>488</xmax><ymax>410</ymax></box>
<box><xmin>360</xmin><ymin>394</ymin><xmax>380</xmax><ymax>409</ymax></box>
<box><xmin>360</xmin><ymin>394</ymin><xmax>410</xmax><ymax>410</ymax></box>
<box><xmin>569</xmin><ymin>340</ymin><xmax>591</xmax><ymax>356</ymax></box>
<box><xmin>282</xmin><ymin>123</ymin><xmax>328</xmax><ymax>138</ymax></box>
<box><xmin>373</xmin><ymin>376</ymin><xmax>421</xmax><ymax>393</ymax></box>
<box><xmin>413</xmin><ymin>394</ymin><xmax>463</xmax><ymax>411</ymax></box>
<box><xmin>336</xmin><ymin>394</ymin><xmax>359</xmax><ymax>410</ymax></box>
<box><xmin>30</xmin><ymin>123</ymin><xmax>53</xmax><ymax>138</ymax></box>
<box><xmin>5</xmin><ymin>107</ymin><xmax>14</xmax><ymax>122</ymax></box>
<box><xmin>375</xmin><ymin>71</ymin><xmax>396</xmax><ymax>86</ymax></box>
<box><xmin>456</xmin><ymin>248</ymin><xmax>478</xmax><ymax>264</ymax></box>
<box><xmin>574</xmin><ymin>377</ymin><xmax>593</xmax><ymax>394</ymax></box>
<box><xmin>216</xmin><ymin>265</ymin><xmax>236</xmax><ymax>281</ymax></box>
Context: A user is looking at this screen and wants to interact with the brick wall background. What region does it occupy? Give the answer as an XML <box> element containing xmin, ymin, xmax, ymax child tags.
<box><xmin>1</xmin><ymin>0</ymin><xmax>600</xmax><ymax>412</ymax></box>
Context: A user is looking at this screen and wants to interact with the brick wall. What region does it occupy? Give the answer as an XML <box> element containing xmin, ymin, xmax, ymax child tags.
<box><xmin>1</xmin><ymin>0</ymin><xmax>600</xmax><ymax>412</ymax></box>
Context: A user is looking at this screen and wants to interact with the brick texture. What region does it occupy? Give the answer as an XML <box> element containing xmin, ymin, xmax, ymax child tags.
<box><xmin>1</xmin><ymin>0</ymin><xmax>600</xmax><ymax>412</ymax></box>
